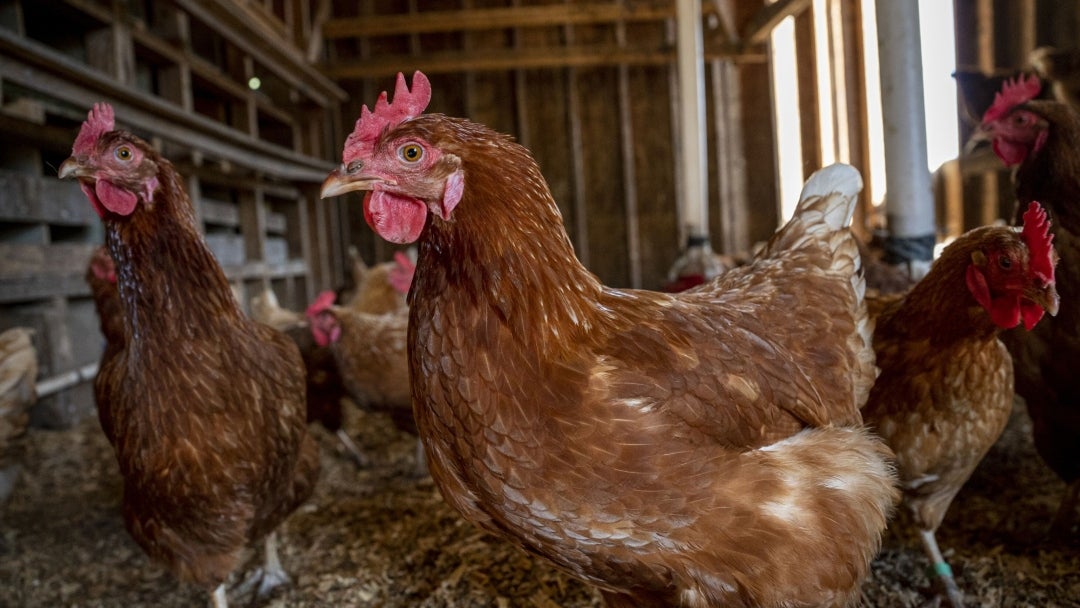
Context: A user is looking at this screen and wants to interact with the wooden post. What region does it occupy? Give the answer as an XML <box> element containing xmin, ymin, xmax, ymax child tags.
<box><xmin>616</xmin><ymin>16</ymin><xmax>642</xmax><ymax>288</ymax></box>
<box><xmin>711</xmin><ymin>58</ymin><xmax>747</xmax><ymax>255</ymax></box>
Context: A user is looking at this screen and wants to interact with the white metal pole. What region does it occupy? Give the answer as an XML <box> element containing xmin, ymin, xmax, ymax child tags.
<box><xmin>874</xmin><ymin>0</ymin><xmax>936</xmax><ymax>246</ymax></box>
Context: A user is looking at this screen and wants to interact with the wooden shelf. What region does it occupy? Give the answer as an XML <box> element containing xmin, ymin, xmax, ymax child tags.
<box><xmin>0</xmin><ymin>0</ymin><xmax>348</xmax><ymax>423</ymax></box>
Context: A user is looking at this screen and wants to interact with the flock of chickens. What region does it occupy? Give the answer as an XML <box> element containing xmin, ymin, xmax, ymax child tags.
<box><xmin>5</xmin><ymin>63</ymin><xmax>1072</xmax><ymax>608</ymax></box>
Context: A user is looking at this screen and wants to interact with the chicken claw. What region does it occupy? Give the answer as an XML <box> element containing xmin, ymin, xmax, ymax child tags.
<box><xmin>920</xmin><ymin>529</ymin><xmax>965</xmax><ymax>607</ymax></box>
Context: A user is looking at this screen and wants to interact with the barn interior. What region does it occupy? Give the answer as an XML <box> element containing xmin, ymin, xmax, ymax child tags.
<box><xmin>1</xmin><ymin>0</ymin><xmax>1079</xmax><ymax>606</ymax></box>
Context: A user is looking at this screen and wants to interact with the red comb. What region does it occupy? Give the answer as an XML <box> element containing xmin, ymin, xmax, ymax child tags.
<box><xmin>982</xmin><ymin>74</ymin><xmax>1041</xmax><ymax>124</ymax></box>
<box><xmin>73</xmin><ymin>103</ymin><xmax>115</xmax><ymax>156</ymax></box>
<box><xmin>343</xmin><ymin>72</ymin><xmax>431</xmax><ymax>164</ymax></box>
<box><xmin>1021</xmin><ymin>201</ymin><xmax>1055</xmax><ymax>283</ymax></box>
<box><xmin>305</xmin><ymin>290</ymin><xmax>338</xmax><ymax>318</ymax></box>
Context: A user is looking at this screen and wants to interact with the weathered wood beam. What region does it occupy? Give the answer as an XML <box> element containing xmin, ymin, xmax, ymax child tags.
<box><xmin>306</xmin><ymin>0</ymin><xmax>331</xmax><ymax>63</ymax></box>
<box><xmin>323</xmin><ymin>1</ymin><xmax>675</xmax><ymax>39</ymax></box>
<box><xmin>130</xmin><ymin>28</ymin><xmax>294</xmax><ymax>125</ymax></box>
<box><xmin>0</xmin><ymin>29</ymin><xmax>333</xmax><ymax>182</ymax></box>
<box><xmin>324</xmin><ymin>42</ymin><xmax>757</xmax><ymax>80</ymax></box>
<box><xmin>740</xmin><ymin>0</ymin><xmax>813</xmax><ymax>48</ymax></box>
<box><xmin>173</xmin><ymin>0</ymin><xmax>345</xmax><ymax>104</ymax></box>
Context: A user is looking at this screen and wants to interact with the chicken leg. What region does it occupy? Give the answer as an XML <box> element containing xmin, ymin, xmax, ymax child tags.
<box><xmin>234</xmin><ymin>532</ymin><xmax>290</xmax><ymax>600</ymax></box>
<box><xmin>211</xmin><ymin>584</ymin><xmax>228</xmax><ymax>608</ymax></box>
<box><xmin>919</xmin><ymin>529</ymin><xmax>964</xmax><ymax>607</ymax></box>
<box><xmin>335</xmin><ymin>428</ymin><xmax>371</xmax><ymax>467</ymax></box>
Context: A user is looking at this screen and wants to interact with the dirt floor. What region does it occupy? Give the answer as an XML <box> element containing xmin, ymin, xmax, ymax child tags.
<box><xmin>1</xmin><ymin>398</ymin><xmax>1077</xmax><ymax>608</ymax></box>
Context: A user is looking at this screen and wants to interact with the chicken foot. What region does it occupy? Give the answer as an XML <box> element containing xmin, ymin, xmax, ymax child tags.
<box><xmin>1048</xmin><ymin>479</ymin><xmax>1079</xmax><ymax>537</ymax></box>
<box><xmin>233</xmin><ymin>532</ymin><xmax>290</xmax><ymax>601</ymax></box>
<box><xmin>919</xmin><ymin>529</ymin><xmax>964</xmax><ymax>607</ymax></box>
<box><xmin>211</xmin><ymin>584</ymin><xmax>228</xmax><ymax>608</ymax></box>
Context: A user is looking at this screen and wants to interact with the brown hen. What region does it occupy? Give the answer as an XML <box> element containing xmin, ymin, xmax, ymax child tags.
<box><xmin>306</xmin><ymin>291</ymin><xmax>421</xmax><ymax>473</ymax></box>
<box><xmin>85</xmin><ymin>245</ymin><xmax>124</xmax><ymax>442</ymax></box>
<box><xmin>321</xmin><ymin>72</ymin><xmax>898</xmax><ymax>608</ymax></box>
<box><xmin>59</xmin><ymin>103</ymin><xmax>318</xmax><ymax>608</ymax></box>
<box><xmin>975</xmin><ymin>74</ymin><xmax>1080</xmax><ymax>535</ymax></box>
<box><xmin>863</xmin><ymin>203</ymin><xmax>1059</xmax><ymax>607</ymax></box>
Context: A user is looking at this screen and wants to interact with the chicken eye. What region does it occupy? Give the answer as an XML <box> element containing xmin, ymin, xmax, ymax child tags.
<box><xmin>115</xmin><ymin>146</ymin><xmax>133</xmax><ymax>162</ymax></box>
<box><xmin>399</xmin><ymin>144</ymin><xmax>423</xmax><ymax>163</ymax></box>
<box><xmin>999</xmin><ymin>256</ymin><xmax>1013</xmax><ymax>270</ymax></box>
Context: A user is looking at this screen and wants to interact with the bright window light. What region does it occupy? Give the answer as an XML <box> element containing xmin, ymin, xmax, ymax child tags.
<box><xmin>860</xmin><ymin>0</ymin><xmax>886</xmax><ymax>207</ymax></box>
<box><xmin>813</xmin><ymin>0</ymin><xmax>836</xmax><ymax>167</ymax></box>
<box><xmin>918</xmin><ymin>0</ymin><xmax>959</xmax><ymax>172</ymax></box>
<box><xmin>770</xmin><ymin>16</ymin><xmax>804</xmax><ymax>223</ymax></box>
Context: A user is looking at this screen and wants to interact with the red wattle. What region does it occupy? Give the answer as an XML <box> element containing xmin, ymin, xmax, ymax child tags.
<box><xmin>364</xmin><ymin>190</ymin><xmax>427</xmax><ymax>244</ymax></box>
<box><xmin>992</xmin><ymin>139</ymin><xmax>1029</xmax><ymax>167</ymax></box>
<box><xmin>96</xmin><ymin>180</ymin><xmax>138</xmax><ymax>216</ymax></box>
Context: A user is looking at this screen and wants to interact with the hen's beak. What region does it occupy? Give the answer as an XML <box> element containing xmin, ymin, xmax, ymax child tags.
<box><xmin>57</xmin><ymin>157</ymin><xmax>88</xmax><ymax>180</ymax></box>
<box><xmin>320</xmin><ymin>166</ymin><xmax>381</xmax><ymax>199</ymax></box>
<box><xmin>963</xmin><ymin>124</ymin><xmax>994</xmax><ymax>155</ymax></box>
<box><xmin>1025</xmin><ymin>281</ymin><xmax>1060</xmax><ymax>317</ymax></box>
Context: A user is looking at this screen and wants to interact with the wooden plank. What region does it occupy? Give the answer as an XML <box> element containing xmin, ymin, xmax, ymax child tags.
<box><xmin>86</xmin><ymin>24</ymin><xmax>134</xmax><ymax>85</ymax></box>
<box><xmin>172</xmin><ymin>0</ymin><xmax>345</xmax><ymax>104</ymax></box>
<box><xmin>629</xmin><ymin>61</ymin><xmax>677</xmax><ymax>290</ymax></box>
<box><xmin>0</xmin><ymin>1</ymin><xmax>24</xmax><ymax>36</ymax></box>
<box><xmin>0</xmin><ymin>172</ymin><xmax>96</xmax><ymax>225</ymax></box>
<box><xmin>186</xmin><ymin>172</ymin><xmax>204</xmax><ymax>227</ymax></box>
<box><xmin>130</xmin><ymin>28</ymin><xmax>295</xmax><ymax>125</ymax></box>
<box><xmin>199</xmin><ymin>198</ymin><xmax>240</xmax><ymax>226</ymax></box>
<box><xmin>265</xmin><ymin>210</ymin><xmax>287</xmax><ymax>234</ymax></box>
<box><xmin>0</xmin><ymin>31</ymin><xmax>334</xmax><ymax>182</ymax></box>
<box><xmin>734</xmin><ymin>0</ymin><xmax>778</xmax><ymax>247</ymax></box>
<box><xmin>323</xmin><ymin>1</ymin><xmax>675</xmax><ymax>39</ymax></box>
<box><xmin>0</xmin><ymin>243</ymin><xmax>98</xmax><ymax>278</ymax></box>
<box><xmin>0</xmin><ymin>112</ymin><xmax>75</xmax><ymax>153</ymax></box>
<box><xmin>793</xmin><ymin>9</ymin><xmax>820</xmax><ymax>178</ymax></box>
<box><xmin>220</xmin><ymin>259</ymin><xmax>307</xmax><ymax>281</ymax></box>
<box><xmin>710</xmin><ymin>58</ymin><xmax>748</xmax><ymax>255</ymax></box>
<box><xmin>322</xmin><ymin>42</ymin><xmax>756</xmax><ymax>80</ymax></box>
<box><xmin>238</xmin><ymin>188</ymin><xmax>267</xmax><ymax>263</ymax></box>
<box><xmin>837</xmin><ymin>0</ymin><xmax>871</xmax><ymax>236</ymax></box>
<box><xmin>305</xmin><ymin>0</ymin><xmax>330</xmax><ymax>62</ymax></box>
<box><xmin>565</xmin><ymin>28</ymin><xmax>589</xmax><ymax>269</ymax></box>
<box><xmin>740</xmin><ymin>0</ymin><xmax>813</xmax><ymax>48</ymax></box>
<box><xmin>615</xmin><ymin>20</ymin><xmax>641</xmax><ymax>289</ymax></box>
<box><xmin>205</xmin><ymin>233</ymin><xmax>246</xmax><ymax>266</ymax></box>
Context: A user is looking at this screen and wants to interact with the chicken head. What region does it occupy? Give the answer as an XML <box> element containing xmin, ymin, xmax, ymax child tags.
<box><xmin>964</xmin><ymin>202</ymin><xmax>1059</xmax><ymax>330</ymax></box>
<box><xmin>977</xmin><ymin>74</ymin><xmax>1050</xmax><ymax>166</ymax></box>
<box><xmin>320</xmin><ymin>72</ymin><xmax>464</xmax><ymax>244</ymax></box>
<box><xmin>58</xmin><ymin>104</ymin><xmax>160</xmax><ymax>218</ymax></box>
<box><xmin>306</xmin><ymin>290</ymin><xmax>342</xmax><ymax>347</ymax></box>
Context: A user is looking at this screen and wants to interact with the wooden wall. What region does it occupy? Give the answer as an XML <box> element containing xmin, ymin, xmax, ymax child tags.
<box><xmin>319</xmin><ymin>0</ymin><xmax>817</xmax><ymax>291</ymax></box>
<box><xmin>0</xmin><ymin>0</ymin><xmax>345</xmax><ymax>426</ymax></box>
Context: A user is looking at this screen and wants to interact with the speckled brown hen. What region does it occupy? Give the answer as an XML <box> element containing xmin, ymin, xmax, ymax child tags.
<box><xmin>863</xmin><ymin>203</ymin><xmax>1059</xmax><ymax>607</ymax></box>
<box><xmin>85</xmin><ymin>245</ymin><xmax>124</xmax><ymax>441</ymax></box>
<box><xmin>975</xmin><ymin>74</ymin><xmax>1080</xmax><ymax>536</ymax></box>
<box><xmin>321</xmin><ymin>72</ymin><xmax>899</xmax><ymax>608</ymax></box>
<box><xmin>306</xmin><ymin>291</ymin><xmax>415</xmax><ymax>437</ymax></box>
<box><xmin>342</xmin><ymin>248</ymin><xmax>415</xmax><ymax>314</ymax></box>
<box><xmin>59</xmin><ymin>104</ymin><xmax>319</xmax><ymax>608</ymax></box>
<box><xmin>247</xmin><ymin>286</ymin><xmax>360</xmax><ymax>464</ymax></box>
